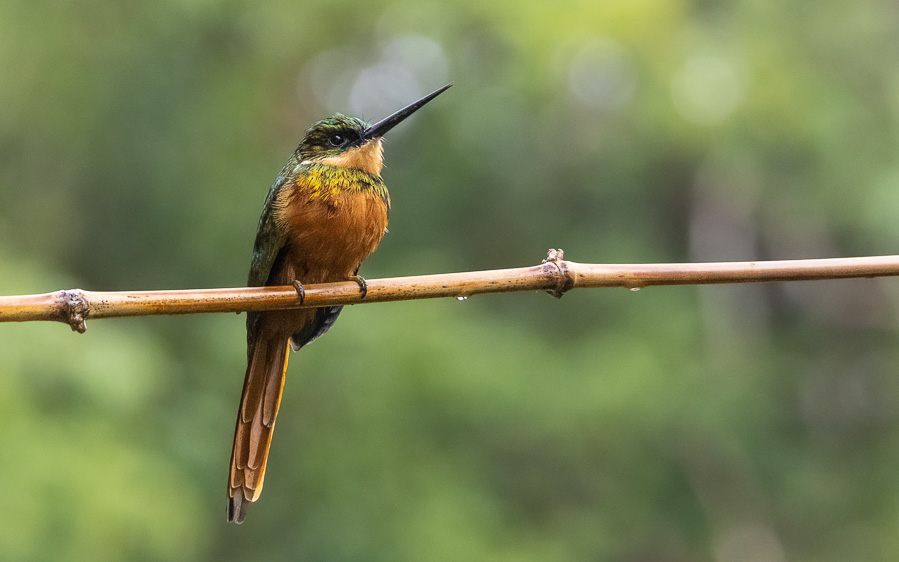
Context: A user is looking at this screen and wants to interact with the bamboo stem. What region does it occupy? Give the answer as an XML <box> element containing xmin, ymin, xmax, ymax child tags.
<box><xmin>2</xmin><ymin>250</ymin><xmax>898</xmax><ymax>333</ymax></box>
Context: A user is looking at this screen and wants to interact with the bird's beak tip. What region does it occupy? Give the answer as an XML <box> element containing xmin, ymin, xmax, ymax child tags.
<box><xmin>362</xmin><ymin>83</ymin><xmax>453</xmax><ymax>140</ymax></box>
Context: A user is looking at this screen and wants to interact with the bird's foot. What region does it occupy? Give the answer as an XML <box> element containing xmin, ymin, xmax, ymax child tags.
<box><xmin>292</xmin><ymin>280</ymin><xmax>305</xmax><ymax>304</ymax></box>
<box><xmin>351</xmin><ymin>275</ymin><xmax>368</xmax><ymax>299</ymax></box>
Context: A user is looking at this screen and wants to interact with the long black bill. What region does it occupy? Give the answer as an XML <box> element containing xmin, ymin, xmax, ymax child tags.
<box><xmin>362</xmin><ymin>83</ymin><xmax>452</xmax><ymax>140</ymax></box>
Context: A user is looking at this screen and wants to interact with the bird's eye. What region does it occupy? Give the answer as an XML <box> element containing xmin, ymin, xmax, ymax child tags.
<box><xmin>328</xmin><ymin>133</ymin><xmax>346</xmax><ymax>147</ymax></box>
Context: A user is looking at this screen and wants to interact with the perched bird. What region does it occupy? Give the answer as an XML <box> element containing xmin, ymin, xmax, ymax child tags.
<box><xmin>227</xmin><ymin>84</ymin><xmax>452</xmax><ymax>523</ymax></box>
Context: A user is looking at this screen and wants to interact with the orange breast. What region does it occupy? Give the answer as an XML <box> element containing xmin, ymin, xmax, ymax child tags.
<box><xmin>276</xmin><ymin>185</ymin><xmax>389</xmax><ymax>284</ymax></box>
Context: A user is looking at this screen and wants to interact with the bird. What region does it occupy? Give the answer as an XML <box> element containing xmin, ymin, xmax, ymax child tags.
<box><xmin>227</xmin><ymin>84</ymin><xmax>452</xmax><ymax>523</ymax></box>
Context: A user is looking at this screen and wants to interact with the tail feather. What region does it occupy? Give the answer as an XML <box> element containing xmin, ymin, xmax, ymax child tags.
<box><xmin>227</xmin><ymin>334</ymin><xmax>290</xmax><ymax>524</ymax></box>
<box><xmin>262</xmin><ymin>347</ymin><xmax>286</xmax><ymax>426</ymax></box>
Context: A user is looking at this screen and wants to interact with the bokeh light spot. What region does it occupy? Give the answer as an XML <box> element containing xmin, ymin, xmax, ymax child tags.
<box><xmin>671</xmin><ymin>53</ymin><xmax>744</xmax><ymax>125</ymax></box>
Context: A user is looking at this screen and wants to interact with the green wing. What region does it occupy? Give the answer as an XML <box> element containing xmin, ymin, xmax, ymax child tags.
<box><xmin>247</xmin><ymin>169</ymin><xmax>291</xmax><ymax>288</ymax></box>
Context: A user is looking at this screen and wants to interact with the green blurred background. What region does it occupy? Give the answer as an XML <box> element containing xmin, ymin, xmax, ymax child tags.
<box><xmin>2</xmin><ymin>0</ymin><xmax>899</xmax><ymax>560</ymax></box>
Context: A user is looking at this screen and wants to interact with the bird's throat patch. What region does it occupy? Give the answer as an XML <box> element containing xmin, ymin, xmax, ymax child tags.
<box><xmin>318</xmin><ymin>138</ymin><xmax>384</xmax><ymax>175</ymax></box>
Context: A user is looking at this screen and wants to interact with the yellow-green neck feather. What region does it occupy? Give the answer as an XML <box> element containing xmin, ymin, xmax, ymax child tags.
<box><xmin>293</xmin><ymin>161</ymin><xmax>389</xmax><ymax>204</ymax></box>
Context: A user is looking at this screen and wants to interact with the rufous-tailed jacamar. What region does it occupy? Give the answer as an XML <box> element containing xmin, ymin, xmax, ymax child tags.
<box><xmin>227</xmin><ymin>84</ymin><xmax>452</xmax><ymax>523</ymax></box>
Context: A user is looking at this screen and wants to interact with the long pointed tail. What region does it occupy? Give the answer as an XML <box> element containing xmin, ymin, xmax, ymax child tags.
<box><xmin>227</xmin><ymin>334</ymin><xmax>290</xmax><ymax>523</ymax></box>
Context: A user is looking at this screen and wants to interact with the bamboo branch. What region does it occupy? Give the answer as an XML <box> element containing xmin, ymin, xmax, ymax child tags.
<box><xmin>2</xmin><ymin>250</ymin><xmax>899</xmax><ymax>333</ymax></box>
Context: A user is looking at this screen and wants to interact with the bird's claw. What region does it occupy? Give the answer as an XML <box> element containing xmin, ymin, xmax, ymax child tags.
<box><xmin>292</xmin><ymin>280</ymin><xmax>305</xmax><ymax>304</ymax></box>
<box><xmin>352</xmin><ymin>275</ymin><xmax>368</xmax><ymax>299</ymax></box>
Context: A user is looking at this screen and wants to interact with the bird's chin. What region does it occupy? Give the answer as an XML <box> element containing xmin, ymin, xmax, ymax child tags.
<box><xmin>313</xmin><ymin>138</ymin><xmax>384</xmax><ymax>176</ymax></box>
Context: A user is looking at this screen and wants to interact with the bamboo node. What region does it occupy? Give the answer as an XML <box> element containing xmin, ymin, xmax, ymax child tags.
<box><xmin>59</xmin><ymin>289</ymin><xmax>89</xmax><ymax>333</ymax></box>
<box><xmin>542</xmin><ymin>248</ymin><xmax>573</xmax><ymax>299</ymax></box>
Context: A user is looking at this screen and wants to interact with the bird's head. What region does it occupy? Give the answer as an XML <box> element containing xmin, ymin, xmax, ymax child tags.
<box><xmin>298</xmin><ymin>114</ymin><xmax>369</xmax><ymax>161</ymax></box>
<box><xmin>297</xmin><ymin>83</ymin><xmax>452</xmax><ymax>175</ymax></box>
